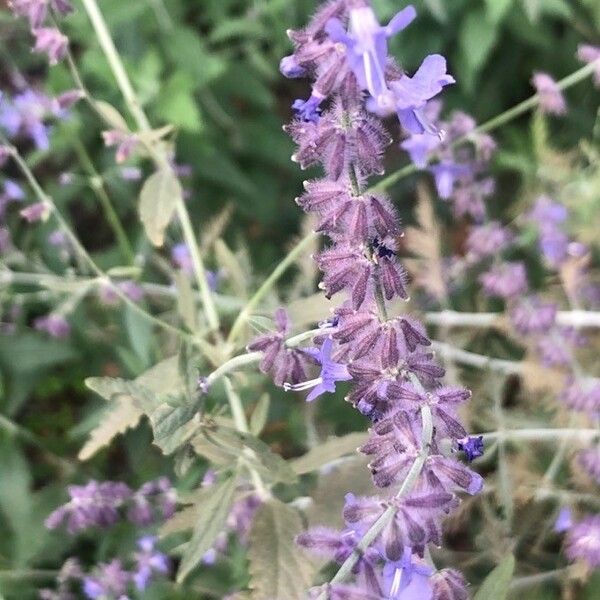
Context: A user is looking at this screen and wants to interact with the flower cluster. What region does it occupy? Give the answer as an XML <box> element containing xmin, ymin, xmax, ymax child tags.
<box><xmin>45</xmin><ymin>477</ymin><xmax>176</xmax><ymax>533</ymax></box>
<box><xmin>40</xmin><ymin>536</ymin><xmax>169</xmax><ymax>600</ymax></box>
<box><xmin>8</xmin><ymin>0</ymin><xmax>73</xmax><ymax>65</ymax></box>
<box><xmin>248</xmin><ymin>2</ymin><xmax>482</xmax><ymax>595</ymax></box>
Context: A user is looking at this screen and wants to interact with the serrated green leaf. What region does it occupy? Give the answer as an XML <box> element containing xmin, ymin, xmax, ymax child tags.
<box><xmin>291</xmin><ymin>432</ymin><xmax>367</xmax><ymax>475</ymax></box>
<box><xmin>473</xmin><ymin>554</ymin><xmax>515</xmax><ymax>600</ymax></box>
<box><xmin>250</xmin><ymin>394</ymin><xmax>270</xmax><ymax>436</ymax></box>
<box><xmin>177</xmin><ymin>476</ymin><xmax>237</xmax><ymax>583</ymax></box>
<box><xmin>139</xmin><ymin>169</ymin><xmax>182</xmax><ymax>247</ymax></box>
<box><xmin>248</xmin><ymin>499</ymin><xmax>314</xmax><ymax>600</ymax></box>
<box><xmin>201</xmin><ymin>424</ymin><xmax>297</xmax><ymax>485</ymax></box>
<box><xmin>145</xmin><ymin>401</ymin><xmax>202</xmax><ymax>454</ymax></box>
<box><xmin>78</xmin><ymin>395</ymin><xmax>143</xmax><ymax>461</ymax></box>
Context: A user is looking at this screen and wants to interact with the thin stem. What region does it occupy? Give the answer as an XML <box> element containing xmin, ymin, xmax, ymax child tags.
<box><xmin>370</xmin><ymin>61</ymin><xmax>599</xmax><ymax>193</ymax></box>
<box><xmin>227</xmin><ymin>232</ymin><xmax>318</xmax><ymax>345</ymax></box>
<box><xmin>222</xmin><ymin>377</ymin><xmax>270</xmax><ymax>500</ymax></box>
<box><xmin>508</xmin><ymin>568</ymin><xmax>568</xmax><ymax>591</ymax></box>
<box><xmin>430</xmin><ymin>341</ymin><xmax>521</xmax><ymax>374</ymax></box>
<box><xmin>480</xmin><ymin>428</ymin><xmax>598</xmax><ymax>443</ymax></box>
<box><xmin>73</xmin><ymin>139</ymin><xmax>135</xmax><ymax>262</ymax></box>
<box><xmin>424</xmin><ymin>309</ymin><xmax>600</xmax><ymax>329</ymax></box>
<box><xmin>80</xmin><ymin>0</ymin><xmax>220</xmax><ymax>334</ymax></box>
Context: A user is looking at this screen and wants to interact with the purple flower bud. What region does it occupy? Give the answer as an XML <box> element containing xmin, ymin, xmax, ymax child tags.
<box><xmin>532</xmin><ymin>72</ymin><xmax>567</xmax><ymax>115</ymax></box>
<box><xmin>280</xmin><ymin>54</ymin><xmax>307</xmax><ymax>78</ymax></box>
<box><xmin>431</xmin><ymin>568</ymin><xmax>469</xmax><ymax>600</ymax></box>
<box><xmin>293</xmin><ymin>93</ymin><xmax>324</xmax><ymax>123</ymax></box>
<box><xmin>34</xmin><ymin>313</ymin><xmax>70</xmax><ymax>338</ymax></box>
<box><xmin>577</xmin><ymin>44</ymin><xmax>600</xmax><ymax>87</ymax></box>
<box><xmin>565</xmin><ymin>515</ymin><xmax>600</xmax><ymax>567</ymax></box>
<box><xmin>132</xmin><ymin>536</ymin><xmax>169</xmax><ymax>591</ymax></box>
<box><xmin>32</xmin><ymin>27</ymin><xmax>68</xmax><ymax>65</ymax></box>
<box><xmin>20</xmin><ymin>201</ymin><xmax>50</xmax><ymax>223</ymax></box>
<box><xmin>510</xmin><ymin>296</ymin><xmax>557</xmax><ymax>334</ymax></box>
<box><xmin>83</xmin><ymin>560</ymin><xmax>130</xmax><ymax>599</ymax></box>
<box><xmin>479</xmin><ymin>262</ymin><xmax>528</xmax><ymax>299</ymax></box>
<box><xmin>53</xmin><ymin>89</ymin><xmax>84</xmax><ymax>114</ymax></box>
<box><xmin>456</xmin><ymin>435</ymin><xmax>484</xmax><ymax>462</ymax></box>
<box><xmin>102</xmin><ymin>130</ymin><xmax>139</xmax><ymax>163</ymax></box>
<box><xmin>554</xmin><ymin>507</ymin><xmax>573</xmax><ymax>533</ymax></box>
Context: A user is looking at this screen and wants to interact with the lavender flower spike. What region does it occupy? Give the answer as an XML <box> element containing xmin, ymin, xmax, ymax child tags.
<box><xmin>284</xmin><ymin>337</ymin><xmax>352</xmax><ymax>401</ymax></box>
<box><xmin>326</xmin><ymin>5</ymin><xmax>416</xmax><ymax>104</ymax></box>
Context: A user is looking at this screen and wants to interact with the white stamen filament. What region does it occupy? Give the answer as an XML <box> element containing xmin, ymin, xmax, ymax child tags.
<box><xmin>283</xmin><ymin>377</ymin><xmax>322</xmax><ymax>392</ymax></box>
<box><xmin>389</xmin><ymin>567</ymin><xmax>403</xmax><ymax>597</ymax></box>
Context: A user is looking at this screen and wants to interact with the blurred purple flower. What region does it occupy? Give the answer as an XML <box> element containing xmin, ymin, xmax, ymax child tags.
<box><xmin>565</xmin><ymin>515</ymin><xmax>600</xmax><ymax>567</ymax></box>
<box><xmin>132</xmin><ymin>536</ymin><xmax>169</xmax><ymax>591</ymax></box>
<box><xmin>532</xmin><ymin>72</ymin><xmax>567</xmax><ymax>115</ymax></box>
<box><xmin>34</xmin><ymin>313</ymin><xmax>70</xmax><ymax>338</ymax></box>
<box><xmin>554</xmin><ymin>507</ymin><xmax>573</xmax><ymax>533</ymax></box>
<box><xmin>32</xmin><ymin>27</ymin><xmax>68</xmax><ymax>65</ymax></box>
<box><xmin>479</xmin><ymin>262</ymin><xmax>527</xmax><ymax>299</ymax></box>
<box><xmin>578</xmin><ymin>447</ymin><xmax>600</xmax><ymax>485</ymax></box>
<box><xmin>577</xmin><ymin>45</ymin><xmax>600</xmax><ymax>87</ymax></box>
<box><xmin>83</xmin><ymin>560</ymin><xmax>130</xmax><ymax>600</ymax></box>
<box><xmin>8</xmin><ymin>0</ymin><xmax>73</xmax><ymax>29</ymax></box>
<box><xmin>20</xmin><ymin>201</ymin><xmax>49</xmax><ymax>223</ymax></box>
<box><xmin>0</xmin><ymin>90</ymin><xmax>53</xmax><ymax>149</ymax></box>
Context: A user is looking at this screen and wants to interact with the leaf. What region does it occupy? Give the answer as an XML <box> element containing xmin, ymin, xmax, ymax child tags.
<box><xmin>250</xmin><ymin>394</ymin><xmax>270</xmax><ymax>436</ymax></box>
<box><xmin>80</xmin><ymin>357</ymin><xmax>182</xmax><ymax>459</ymax></box>
<box><xmin>199</xmin><ymin>424</ymin><xmax>298</xmax><ymax>484</ymax></box>
<box><xmin>139</xmin><ymin>169</ymin><xmax>182</xmax><ymax>247</ymax></box>
<box><xmin>291</xmin><ymin>432</ymin><xmax>367</xmax><ymax>475</ymax></box>
<box><xmin>174</xmin><ymin>271</ymin><xmax>198</xmax><ymax>331</ymax></box>
<box><xmin>214</xmin><ymin>239</ymin><xmax>248</xmax><ymax>299</ymax></box>
<box><xmin>403</xmin><ymin>184</ymin><xmax>446</xmax><ymax>302</ymax></box>
<box><xmin>78</xmin><ymin>395</ymin><xmax>142</xmax><ymax>461</ymax></box>
<box><xmin>459</xmin><ymin>9</ymin><xmax>498</xmax><ymax>89</ymax></box>
<box><xmin>145</xmin><ymin>401</ymin><xmax>203</xmax><ymax>454</ymax></box>
<box><xmin>177</xmin><ymin>476</ymin><xmax>237</xmax><ymax>583</ymax></box>
<box><xmin>248</xmin><ymin>499</ymin><xmax>315</xmax><ymax>600</ymax></box>
<box><xmin>485</xmin><ymin>0</ymin><xmax>514</xmax><ymax>23</ymax></box>
<box><xmin>473</xmin><ymin>554</ymin><xmax>515</xmax><ymax>600</ymax></box>
<box><xmin>94</xmin><ymin>100</ymin><xmax>129</xmax><ymax>131</ymax></box>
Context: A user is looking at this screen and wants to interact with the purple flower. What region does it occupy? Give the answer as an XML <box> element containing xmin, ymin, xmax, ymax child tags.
<box><xmin>4</xmin><ymin>180</ymin><xmax>25</xmax><ymax>201</ymax></box>
<box><xmin>389</xmin><ymin>55</ymin><xmax>455</xmax><ymax>134</ymax></box>
<box><xmin>457</xmin><ymin>436</ymin><xmax>484</xmax><ymax>462</ymax></box>
<box><xmin>565</xmin><ymin>515</ymin><xmax>600</xmax><ymax>567</ymax></box>
<box><xmin>430</xmin><ymin>569</ymin><xmax>469</xmax><ymax>600</ymax></box>
<box><xmin>577</xmin><ymin>447</ymin><xmax>600</xmax><ymax>486</ymax></box>
<box><xmin>400</xmin><ymin>133</ymin><xmax>441</xmax><ymax>168</ymax></box>
<box><xmin>284</xmin><ymin>337</ymin><xmax>352</xmax><ymax>401</ymax></box>
<box><xmin>128</xmin><ymin>477</ymin><xmax>176</xmax><ymax>525</ymax></box>
<box><xmin>382</xmin><ymin>548</ymin><xmax>433</xmax><ymax>600</ymax></box>
<box><xmin>32</xmin><ymin>27</ymin><xmax>68</xmax><ymax>65</ymax></box>
<box><xmin>577</xmin><ymin>44</ymin><xmax>600</xmax><ymax>87</ymax></box>
<box><xmin>45</xmin><ymin>480</ymin><xmax>132</xmax><ymax>533</ymax></box>
<box><xmin>554</xmin><ymin>507</ymin><xmax>573</xmax><ymax>533</ymax></box>
<box><xmin>102</xmin><ymin>130</ymin><xmax>139</xmax><ymax>163</ymax></box>
<box><xmin>532</xmin><ymin>72</ymin><xmax>567</xmax><ymax>115</ymax></box>
<box><xmin>20</xmin><ymin>201</ymin><xmax>49</xmax><ymax>223</ymax></box>
<box><xmin>0</xmin><ymin>90</ymin><xmax>53</xmax><ymax>149</ymax></box>
<box><xmin>326</xmin><ymin>5</ymin><xmax>416</xmax><ymax>103</ymax></box>
<box><xmin>119</xmin><ymin>166</ymin><xmax>142</xmax><ymax>181</ymax></box>
<box><xmin>479</xmin><ymin>262</ymin><xmax>528</xmax><ymax>299</ymax></box>
<box><xmin>83</xmin><ymin>560</ymin><xmax>130</xmax><ymax>599</ymax></box>
<box><xmin>8</xmin><ymin>0</ymin><xmax>73</xmax><ymax>29</ymax></box>
<box><xmin>561</xmin><ymin>377</ymin><xmax>600</xmax><ymax>417</ymax></box>
<box><xmin>466</xmin><ymin>222</ymin><xmax>513</xmax><ymax>260</ymax></box>
<box><xmin>34</xmin><ymin>314</ymin><xmax>70</xmax><ymax>338</ymax></box>
<box><xmin>293</xmin><ymin>93</ymin><xmax>325</xmax><ymax>123</ymax></box>
<box><xmin>429</xmin><ymin>161</ymin><xmax>470</xmax><ymax>199</ymax></box>
<box><xmin>247</xmin><ymin>308</ymin><xmax>312</xmax><ymax>387</ymax></box>
<box><xmin>510</xmin><ymin>296</ymin><xmax>557</xmax><ymax>334</ymax></box>
<box><xmin>132</xmin><ymin>536</ymin><xmax>169</xmax><ymax>591</ymax></box>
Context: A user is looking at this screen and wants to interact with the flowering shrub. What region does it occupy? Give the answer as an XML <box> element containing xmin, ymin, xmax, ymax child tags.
<box><xmin>0</xmin><ymin>0</ymin><xmax>599</xmax><ymax>599</ymax></box>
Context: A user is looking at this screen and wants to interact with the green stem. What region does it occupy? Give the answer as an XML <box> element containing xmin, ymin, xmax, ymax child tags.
<box><xmin>370</xmin><ymin>61</ymin><xmax>599</xmax><ymax>193</ymax></box>
<box><xmin>80</xmin><ymin>0</ymin><xmax>221</xmax><ymax>334</ymax></box>
<box><xmin>227</xmin><ymin>232</ymin><xmax>318</xmax><ymax>345</ymax></box>
<box><xmin>73</xmin><ymin>139</ymin><xmax>135</xmax><ymax>262</ymax></box>
<box><xmin>1</xmin><ymin>137</ymin><xmax>191</xmax><ymax>341</ymax></box>
<box><xmin>480</xmin><ymin>428</ymin><xmax>598</xmax><ymax>443</ymax></box>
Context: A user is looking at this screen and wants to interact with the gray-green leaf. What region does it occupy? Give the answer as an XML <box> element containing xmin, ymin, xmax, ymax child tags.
<box><xmin>176</xmin><ymin>475</ymin><xmax>237</xmax><ymax>583</ymax></box>
<box><xmin>139</xmin><ymin>169</ymin><xmax>182</xmax><ymax>247</ymax></box>
<box><xmin>291</xmin><ymin>432</ymin><xmax>367</xmax><ymax>475</ymax></box>
<box><xmin>473</xmin><ymin>554</ymin><xmax>515</xmax><ymax>600</ymax></box>
<box><xmin>248</xmin><ymin>500</ymin><xmax>315</xmax><ymax>600</ymax></box>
